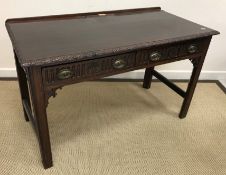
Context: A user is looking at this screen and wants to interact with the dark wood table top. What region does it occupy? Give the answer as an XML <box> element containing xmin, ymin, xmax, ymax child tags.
<box><xmin>6</xmin><ymin>7</ymin><xmax>219</xmax><ymax>67</ymax></box>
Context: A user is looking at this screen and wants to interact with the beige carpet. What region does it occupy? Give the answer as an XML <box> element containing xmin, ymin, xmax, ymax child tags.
<box><xmin>0</xmin><ymin>81</ymin><xmax>226</xmax><ymax>175</ymax></box>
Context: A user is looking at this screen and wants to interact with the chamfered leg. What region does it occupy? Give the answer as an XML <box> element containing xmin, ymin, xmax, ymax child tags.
<box><xmin>28</xmin><ymin>66</ymin><xmax>53</xmax><ymax>169</ymax></box>
<box><xmin>179</xmin><ymin>37</ymin><xmax>212</xmax><ymax>119</ymax></box>
<box><xmin>143</xmin><ymin>67</ymin><xmax>155</xmax><ymax>89</ymax></box>
<box><xmin>14</xmin><ymin>51</ymin><xmax>31</xmax><ymax>121</ymax></box>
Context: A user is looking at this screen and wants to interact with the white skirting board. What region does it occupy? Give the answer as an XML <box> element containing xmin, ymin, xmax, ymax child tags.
<box><xmin>109</xmin><ymin>70</ymin><xmax>226</xmax><ymax>80</ymax></box>
<box><xmin>0</xmin><ymin>68</ymin><xmax>226</xmax><ymax>87</ymax></box>
<box><xmin>0</xmin><ymin>68</ymin><xmax>17</xmax><ymax>78</ymax></box>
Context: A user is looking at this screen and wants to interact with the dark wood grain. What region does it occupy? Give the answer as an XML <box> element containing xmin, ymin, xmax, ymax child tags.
<box><xmin>143</xmin><ymin>67</ymin><xmax>155</xmax><ymax>89</ymax></box>
<box><xmin>152</xmin><ymin>70</ymin><xmax>186</xmax><ymax>98</ymax></box>
<box><xmin>28</xmin><ymin>66</ymin><xmax>53</xmax><ymax>168</ymax></box>
<box><xmin>179</xmin><ymin>37</ymin><xmax>212</xmax><ymax>118</ymax></box>
<box><xmin>6</xmin><ymin>8</ymin><xmax>219</xmax><ymax>67</ymax></box>
<box><xmin>41</xmin><ymin>38</ymin><xmax>206</xmax><ymax>90</ymax></box>
<box><xmin>5</xmin><ymin>7</ymin><xmax>161</xmax><ymax>23</ymax></box>
<box><xmin>14</xmin><ymin>50</ymin><xmax>31</xmax><ymax>121</ymax></box>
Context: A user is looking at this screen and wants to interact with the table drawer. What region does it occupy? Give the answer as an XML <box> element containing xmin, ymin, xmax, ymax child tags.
<box><xmin>136</xmin><ymin>39</ymin><xmax>206</xmax><ymax>66</ymax></box>
<box><xmin>43</xmin><ymin>52</ymin><xmax>136</xmax><ymax>85</ymax></box>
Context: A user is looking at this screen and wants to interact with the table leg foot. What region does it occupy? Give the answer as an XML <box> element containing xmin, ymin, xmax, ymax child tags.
<box><xmin>43</xmin><ymin>159</ymin><xmax>53</xmax><ymax>169</ymax></box>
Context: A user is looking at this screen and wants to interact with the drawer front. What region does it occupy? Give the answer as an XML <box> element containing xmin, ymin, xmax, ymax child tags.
<box><xmin>43</xmin><ymin>39</ymin><xmax>206</xmax><ymax>86</ymax></box>
<box><xmin>136</xmin><ymin>39</ymin><xmax>206</xmax><ymax>66</ymax></box>
<box><xmin>43</xmin><ymin>52</ymin><xmax>136</xmax><ymax>85</ymax></box>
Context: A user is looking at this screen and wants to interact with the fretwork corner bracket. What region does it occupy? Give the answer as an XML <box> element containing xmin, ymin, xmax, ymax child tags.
<box><xmin>44</xmin><ymin>86</ymin><xmax>63</xmax><ymax>107</ymax></box>
<box><xmin>189</xmin><ymin>57</ymin><xmax>201</xmax><ymax>67</ymax></box>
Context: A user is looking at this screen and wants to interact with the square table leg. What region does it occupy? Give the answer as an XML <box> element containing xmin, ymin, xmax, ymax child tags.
<box><xmin>142</xmin><ymin>37</ymin><xmax>212</xmax><ymax>119</ymax></box>
<box><xmin>179</xmin><ymin>57</ymin><xmax>204</xmax><ymax>118</ymax></box>
<box><xmin>27</xmin><ymin>66</ymin><xmax>53</xmax><ymax>169</ymax></box>
<box><xmin>143</xmin><ymin>67</ymin><xmax>155</xmax><ymax>89</ymax></box>
<box><xmin>179</xmin><ymin>37</ymin><xmax>212</xmax><ymax>118</ymax></box>
<box><xmin>14</xmin><ymin>51</ymin><xmax>31</xmax><ymax>121</ymax></box>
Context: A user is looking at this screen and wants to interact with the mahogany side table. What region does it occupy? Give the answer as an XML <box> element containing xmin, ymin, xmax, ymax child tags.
<box><xmin>5</xmin><ymin>7</ymin><xmax>219</xmax><ymax>168</ymax></box>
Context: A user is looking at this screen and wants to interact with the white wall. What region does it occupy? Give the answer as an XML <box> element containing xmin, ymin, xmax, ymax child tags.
<box><xmin>0</xmin><ymin>0</ymin><xmax>225</xmax><ymax>79</ymax></box>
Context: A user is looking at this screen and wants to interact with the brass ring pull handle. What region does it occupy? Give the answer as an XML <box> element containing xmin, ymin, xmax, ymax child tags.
<box><xmin>150</xmin><ymin>52</ymin><xmax>161</xmax><ymax>61</ymax></box>
<box><xmin>113</xmin><ymin>59</ymin><xmax>126</xmax><ymax>69</ymax></box>
<box><xmin>57</xmin><ymin>69</ymin><xmax>72</xmax><ymax>80</ymax></box>
<box><xmin>188</xmin><ymin>44</ymin><xmax>198</xmax><ymax>54</ymax></box>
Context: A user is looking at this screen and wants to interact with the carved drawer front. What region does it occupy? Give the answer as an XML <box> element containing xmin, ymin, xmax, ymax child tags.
<box><xmin>42</xmin><ymin>52</ymin><xmax>136</xmax><ymax>85</ymax></box>
<box><xmin>136</xmin><ymin>39</ymin><xmax>206</xmax><ymax>66</ymax></box>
